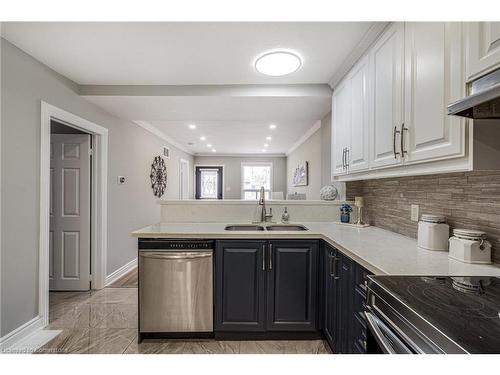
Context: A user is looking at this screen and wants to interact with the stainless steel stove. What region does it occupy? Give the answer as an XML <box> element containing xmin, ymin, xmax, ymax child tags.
<box><xmin>365</xmin><ymin>276</ymin><xmax>500</xmax><ymax>354</ymax></box>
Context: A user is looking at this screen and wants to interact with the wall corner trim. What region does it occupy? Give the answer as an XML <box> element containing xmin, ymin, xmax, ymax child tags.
<box><xmin>286</xmin><ymin>120</ymin><xmax>322</xmax><ymax>156</ymax></box>
<box><xmin>105</xmin><ymin>258</ymin><xmax>138</xmax><ymax>287</ymax></box>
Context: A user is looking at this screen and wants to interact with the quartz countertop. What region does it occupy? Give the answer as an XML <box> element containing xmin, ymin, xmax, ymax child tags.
<box><xmin>132</xmin><ymin>222</ymin><xmax>500</xmax><ymax>276</ymax></box>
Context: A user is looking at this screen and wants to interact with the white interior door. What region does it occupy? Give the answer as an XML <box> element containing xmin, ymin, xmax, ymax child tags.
<box><xmin>179</xmin><ymin>159</ymin><xmax>189</xmax><ymax>199</ymax></box>
<box><xmin>50</xmin><ymin>134</ymin><xmax>91</xmax><ymax>291</ymax></box>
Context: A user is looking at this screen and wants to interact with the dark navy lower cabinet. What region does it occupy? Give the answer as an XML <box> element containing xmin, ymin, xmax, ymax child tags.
<box><xmin>266</xmin><ymin>240</ymin><xmax>318</xmax><ymax>331</ymax></box>
<box><xmin>323</xmin><ymin>243</ymin><xmax>371</xmax><ymax>354</ymax></box>
<box><xmin>215</xmin><ymin>240</ymin><xmax>267</xmax><ymax>331</ymax></box>
<box><xmin>215</xmin><ymin>238</ymin><xmax>370</xmax><ymax>350</ymax></box>
<box><xmin>215</xmin><ymin>239</ymin><xmax>319</xmax><ymax>334</ymax></box>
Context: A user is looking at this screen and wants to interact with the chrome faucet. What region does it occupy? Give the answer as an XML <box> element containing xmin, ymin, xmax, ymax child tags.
<box><xmin>258</xmin><ymin>186</ymin><xmax>273</xmax><ymax>223</ymax></box>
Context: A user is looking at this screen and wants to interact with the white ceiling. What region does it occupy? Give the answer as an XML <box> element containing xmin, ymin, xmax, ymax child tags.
<box><xmin>3</xmin><ymin>22</ymin><xmax>374</xmax><ymax>154</ymax></box>
<box><xmin>3</xmin><ymin>22</ymin><xmax>373</xmax><ymax>85</ymax></box>
<box><xmin>83</xmin><ymin>95</ymin><xmax>331</xmax><ymax>154</ymax></box>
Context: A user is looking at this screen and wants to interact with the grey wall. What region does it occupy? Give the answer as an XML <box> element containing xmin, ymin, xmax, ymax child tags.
<box><xmin>286</xmin><ymin>127</ymin><xmax>323</xmax><ymax>200</ymax></box>
<box><xmin>193</xmin><ymin>155</ymin><xmax>286</xmax><ymax>199</ymax></box>
<box><xmin>0</xmin><ymin>38</ymin><xmax>193</xmax><ymax>336</ymax></box>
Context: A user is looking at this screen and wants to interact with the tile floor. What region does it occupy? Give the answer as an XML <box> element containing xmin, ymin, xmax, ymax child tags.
<box><xmin>39</xmin><ymin>277</ymin><xmax>330</xmax><ymax>354</ymax></box>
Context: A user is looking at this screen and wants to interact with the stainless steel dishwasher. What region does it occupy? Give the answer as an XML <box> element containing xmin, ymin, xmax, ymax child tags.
<box><xmin>138</xmin><ymin>239</ymin><xmax>213</xmax><ymax>340</ymax></box>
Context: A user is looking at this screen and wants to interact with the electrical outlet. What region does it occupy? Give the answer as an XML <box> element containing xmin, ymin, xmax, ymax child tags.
<box><xmin>411</xmin><ymin>204</ymin><xmax>419</xmax><ymax>222</ymax></box>
<box><xmin>117</xmin><ymin>176</ymin><xmax>126</xmax><ymax>185</ymax></box>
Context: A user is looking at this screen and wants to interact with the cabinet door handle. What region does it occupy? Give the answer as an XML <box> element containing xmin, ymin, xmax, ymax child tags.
<box><xmin>341</xmin><ymin>148</ymin><xmax>345</xmax><ymax>169</ymax></box>
<box><xmin>262</xmin><ymin>244</ymin><xmax>266</xmax><ymax>271</ymax></box>
<box><xmin>331</xmin><ymin>256</ymin><xmax>340</xmax><ymax>280</ymax></box>
<box><xmin>345</xmin><ymin>148</ymin><xmax>349</xmax><ymax>168</ymax></box>
<box><xmin>268</xmin><ymin>243</ymin><xmax>273</xmax><ymax>270</ymax></box>
<box><xmin>393</xmin><ymin>126</ymin><xmax>401</xmax><ymax>159</ymax></box>
<box><xmin>400</xmin><ymin>123</ymin><xmax>408</xmax><ymax>157</ymax></box>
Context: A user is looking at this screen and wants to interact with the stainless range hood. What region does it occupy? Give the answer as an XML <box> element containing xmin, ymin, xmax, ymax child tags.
<box><xmin>447</xmin><ymin>68</ymin><xmax>500</xmax><ymax>119</ymax></box>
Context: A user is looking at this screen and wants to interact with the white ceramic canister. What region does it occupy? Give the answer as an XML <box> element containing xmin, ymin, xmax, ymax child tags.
<box><xmin>417</xmin><ymin>214</ymin><xmax>450</xmax><ymax>251</ymax></box>
<box><xmin>449</xmin><ymin>228</ymin><xmax>492</xmax><ymax>264</ymax></box>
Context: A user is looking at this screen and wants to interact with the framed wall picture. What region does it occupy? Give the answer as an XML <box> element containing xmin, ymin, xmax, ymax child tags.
<box><xmin>292</xmin><ymin>161</ymin><xmax>308</xmax><ymax>186</ymax></box>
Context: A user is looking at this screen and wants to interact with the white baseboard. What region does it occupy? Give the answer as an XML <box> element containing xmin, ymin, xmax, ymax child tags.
<box><xmin>0</xmin><ymin>316</ymin><xmax>45</xmax><ymax>352</ymax></box>
<box><xmin>6</xmin><ymin>329</ymin><xmax>61</xmax><ymax>354</ymax></box>
<box><xmin>105</xmin><ymin>258</ymin><xmax>137</xmax><ymax>287</ymax></box>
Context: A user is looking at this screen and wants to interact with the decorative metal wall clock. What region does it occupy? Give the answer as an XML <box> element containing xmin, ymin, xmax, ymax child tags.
<box><xmin>150</xmin><ymin>156</ymin><xmax>167</xmax><ymax>197</ymax></box>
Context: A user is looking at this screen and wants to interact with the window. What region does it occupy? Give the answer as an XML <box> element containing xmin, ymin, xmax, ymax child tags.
<box><xmin>241</xmin><ymin>163</ymin><xmax>273</xmax><ymax>200</ymax></box>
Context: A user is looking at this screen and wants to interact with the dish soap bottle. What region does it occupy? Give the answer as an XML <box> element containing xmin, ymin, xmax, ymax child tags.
<box><xmin>281</xmin><ymin>207</ymin><xmax>290</xmax><ymax>224</ymax></box>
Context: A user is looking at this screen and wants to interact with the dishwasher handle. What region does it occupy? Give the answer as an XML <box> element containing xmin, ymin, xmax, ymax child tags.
<box><xmin>140</xmin><ymin>251</ymin><xmax>212</xmax><ymax>260</ymax></box>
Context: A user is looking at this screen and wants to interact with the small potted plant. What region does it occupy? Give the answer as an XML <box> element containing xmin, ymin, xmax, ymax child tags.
<box><xmin>340</xmin><ymin>203</ymin><xmax>353</xmax><ymax>223</ymax></box>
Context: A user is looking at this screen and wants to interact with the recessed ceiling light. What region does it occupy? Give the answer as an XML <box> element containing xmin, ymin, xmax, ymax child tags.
<box><xmin>212</xmin><ymin>149</ymin><xmax>217</xmax><ymax>153</ymax></box>
<box><xmin>266</xmin><ymin>136</ymin><xmax>272</xmax><ymax>141</ymax></box>
<box><xmin>255</xmin><ymin>51</ymin><xmax>302</xmax><ymax>76</ymax></box>
<box><xmin>269</xmin><ymin>124</ymin><xmax>277</xmax><ymax>129</ymax></box>
<box><xmin>200</xmin><ymin>136</ymin><xmax>206</xmax><ymax>141</ymax></box>
<box><xmin>264</xmin><ymin>144</ymin><xmax>269</xmax><ymax>147</ymax></box>
<box><xmin>188</xmin><ymin>124</ymin><xmax>196</xmax><ymax>129</ymax></box>
<box><xmin>206</xmin><ymin>143</ymin><xmax>212</xmax><ymax>148</ymax></box>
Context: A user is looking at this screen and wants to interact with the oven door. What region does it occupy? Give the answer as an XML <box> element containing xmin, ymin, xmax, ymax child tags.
<box><xmin>364</xmin><ymin>311</ymin><xmax>414</xmax><ymax>354</ymax></box>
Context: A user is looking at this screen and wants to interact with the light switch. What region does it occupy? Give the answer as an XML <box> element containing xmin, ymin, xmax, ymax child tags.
<box><xmin>411</xmin><ymin>204</ymin><xmax>419</xmax><ymax>222</ymax></box>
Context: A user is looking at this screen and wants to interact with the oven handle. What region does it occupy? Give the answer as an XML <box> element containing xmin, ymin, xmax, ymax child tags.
<box><xmin>364</xmin><ymin>311</ymin><xmax>413</xmax><ymax>354</ymax></box>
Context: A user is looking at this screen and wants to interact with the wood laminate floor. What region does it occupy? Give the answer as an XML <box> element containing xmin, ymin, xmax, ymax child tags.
<box><xmin>41</xmin><ymin>285</ymin><xmax>330</xmax><ymax>354</ymax></box>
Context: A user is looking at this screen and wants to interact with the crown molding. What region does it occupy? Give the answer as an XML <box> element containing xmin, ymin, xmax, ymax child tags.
<box><xmin>133</xmin><ymin>120</ymin><xmax>194</xmax><ymax>155</ymax></box>
<box><xmin>328</xmin><ymin>22</ymin><xmax>391</xmax><ymax>89</ymax></box>
<box><xmin>286</xmin><ymin>120</ymin><xmax>321</xmax><ymax>156</ymax></box>
<box><xmin>194</xmin><ymin>153</ymin><xmax>286</xmax><ymax>158</ymax></box>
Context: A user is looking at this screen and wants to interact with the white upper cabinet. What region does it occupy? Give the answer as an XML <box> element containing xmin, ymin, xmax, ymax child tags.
<box><xmin>403</xmin><ymin>22</ymin><xmax>466</xmax><ymax>164</ymax></box>
<box><xmin>331</xmin><ymin>56</ymin><xmax>370</xmax><ymax>176</ymax></box>
<box><xmin>369</xmin><ymin>22</ymin><xmax>404</xmax><ymax>169</ymax></box>
<box><xmin>348</xmin><ymin>55</ymin><xmax>371</xmax><ymax>172</ymax></box>
<box><xmin>331</xmin><ymin>78</ymin><xmax>351</xmax><ymax>176</ymax></box>
<box><xmin>466</xmin><ymin>22</ymin><xmax>500</xmax><ymax>81</ymax></box>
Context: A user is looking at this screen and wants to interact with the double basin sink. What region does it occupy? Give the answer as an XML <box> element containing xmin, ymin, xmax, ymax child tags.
<box><xmin>224</xmin><ymin>224</ymin><xmax>308</xmax><ymax>231</ymax></box>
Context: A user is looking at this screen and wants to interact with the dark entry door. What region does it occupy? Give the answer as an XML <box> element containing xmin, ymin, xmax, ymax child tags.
<box><xmin>195</xmin><ymin>166</ymin><xmax>223</xmax><ymax>199</ymax></box>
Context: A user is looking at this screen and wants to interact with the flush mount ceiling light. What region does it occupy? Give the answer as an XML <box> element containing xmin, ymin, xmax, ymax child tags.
<box><xmin>269</xmin><ymin>124</ymin><xmax>277</xmax><ymax>129</ymax></box>
<box><xmin>200</xmin><ymin>136</ymin><xmax>206</xmax><ymax>141</ymax></box>
<box><xmin>206</xmin><ymin>143</ymin><xmax>212</xmax><ymax>148</ymax></box>
<box><xmin>266</xmin><ymin>136</ymin><xmax>272</xmax><ymax>141</ymax></box>
<box><xmin>188</xmin><ymin>124</ymin><xmax>196</xmax><ymax>129</ymax></box>
<box><xmin>255</xmin><ymin>51</ymin><xmax>302</xmax><ymax>76</ymax></box>
<box><xmin>212</xmin><ymin>149</ymin><xmax>217</xmax><ymax>153</ymax></box>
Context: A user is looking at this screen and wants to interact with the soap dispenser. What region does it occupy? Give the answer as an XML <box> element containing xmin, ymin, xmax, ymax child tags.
<box><xmin>281</xmin><ymin>207</ymin><xmax>290</xmax><ymax>224</ymax></box>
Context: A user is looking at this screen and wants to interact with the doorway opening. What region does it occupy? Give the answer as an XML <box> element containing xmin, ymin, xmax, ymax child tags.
<box><xmin>40</xmin><ymin>102</ymin><xmax>108</xmax><ymax>328</ymax></box>
<box><xmin>195</xmin><ymin>166</ymin><xmax>223</xmax><ymax>199</ymax></box>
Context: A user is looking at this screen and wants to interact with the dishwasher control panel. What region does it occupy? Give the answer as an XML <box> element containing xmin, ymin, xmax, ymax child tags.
<box><xmin>138</xmin><ymin>238</ymin><xmax>214</xmax><ymax>250</ymax></box>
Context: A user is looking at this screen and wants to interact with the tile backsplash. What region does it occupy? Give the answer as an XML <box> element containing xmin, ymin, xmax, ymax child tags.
<box><xmin>346</xmin><ymin>171</ymin><xmax>500</xmax><ymax>263</ymax></box>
